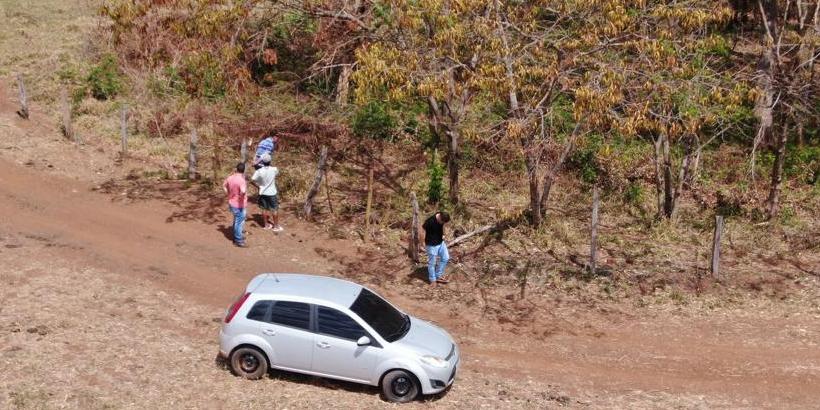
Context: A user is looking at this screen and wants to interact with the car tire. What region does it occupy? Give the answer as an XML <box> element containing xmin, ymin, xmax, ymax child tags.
<box><xmin>381</xmin><ymin>370</ymin><xmax>419</xmax><ymax>403</ymax></box>
<box><xmin>229</xmin><ymin>346</ymin><xmax>268</xmax><ymax>380</ymax></box>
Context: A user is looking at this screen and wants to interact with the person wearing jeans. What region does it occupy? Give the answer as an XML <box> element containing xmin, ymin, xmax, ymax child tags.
<box><xmin>223</xmin><ymin>163</ymin><xmax>248</xmax><ymax>247</ymax></box>
<box><xmin>422</xmin><ymin>211</ymin><xmax>451</xmax><ymax>286</ymax></box>
<box><xmin>229</xmin><ymin>205</ymin><xmax>246</xmax><ymax>244</ymax></box>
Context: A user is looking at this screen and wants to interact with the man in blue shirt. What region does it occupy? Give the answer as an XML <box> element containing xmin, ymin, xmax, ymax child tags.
<box><xmin>253</xmin><ymin>132</ymin><xmax>277</xmax><ymax>169</ymax></box>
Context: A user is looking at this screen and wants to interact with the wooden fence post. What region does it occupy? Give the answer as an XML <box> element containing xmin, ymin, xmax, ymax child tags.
<box><xmin>240</xmin><ymin>138</ymin><xmax>249</xmax><ymax>164</ymax></box>
<box><xmin>188</xmin><ymin>129</ymin><xmax>198</xmax><ymax>180</ymax></box>
<box><xmin>324</xmin><ymin>166</ymin><xmax>334</xmax><ymax>215</ymax></box>
<box><xmin>409</xmin><ymin>192</ymin><xmax>420</xmax><ymax>262</ymax></box>
<box><xmin>303</xmin><ymin>146</ymin><xmax>328</xmax><ymax>219</ymax></box>
<box><xmin>16</xmin><ymin>74</ymin><xmax>29</xmax><ymax>119</ymax></box>
<box><xmin>711</xmin><ymin>215</ymin><xmax>723</xmax><ymax>279</ymax></box>
<box><xmin>364</xmin><ymin>167</ymin><xmax>375</xmax><ymax>241</ymax></box>
<box><xmin>589</xmin><ymin>186</ymin><xmax>600</xmax><ymax>274</ymax></box>
<box><xmin>60</xmin><ymin>89</ymin><xmax>77</xmax><ymax>144</ymax></box>
<box><xmin>211</xmin><ymin>140</ymin><xmax>221</xmax><ymax>183</ymax></box>
<box><xmin>120</xmin><ymin>105</ymin><xmax>128</xmax><ymax>155</ymax></box>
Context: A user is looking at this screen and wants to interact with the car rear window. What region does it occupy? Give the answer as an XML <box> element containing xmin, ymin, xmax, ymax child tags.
<box><xmin>269</xmin><ymin>301</ymin><xmax>310</xmax><ymax>330</ymax></box>
<box><xmin>246</xmin><ymin>300</ymin><xmax>271</xmax><ymax>322</ymax></box>
<box><xmin>317</xmin><ymin>306</ymin><xmax>367</xmax><ymax>341</ymax></box>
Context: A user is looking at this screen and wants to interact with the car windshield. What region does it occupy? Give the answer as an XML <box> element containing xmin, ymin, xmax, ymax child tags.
<box><xmin>349</xmin><ymin>288</ymin><xmax>409</xmax><ymax>342</ymax></box>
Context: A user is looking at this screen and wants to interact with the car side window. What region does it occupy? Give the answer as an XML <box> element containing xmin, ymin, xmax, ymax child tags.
<box><xmin>246</xmin><ymin>300</ymin><xmax>272</xmax><ymax>322</ymax></box>
<box><xmin>317</xmin><ymin>306</ymin><xmax>367</xmax><ymax>341</ymax></box>
<box><xmin>269</xmin><ymin>301</ymin><xmax>311</xmax><ymax>330</ymax></box>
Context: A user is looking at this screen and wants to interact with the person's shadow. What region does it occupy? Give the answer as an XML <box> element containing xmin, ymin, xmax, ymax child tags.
<box><xmin>217</xmin><ymin>225</ymin><xmax>234</xmax><ymax>242</ymax></box>
<box><xmin>406</xmin><ymin>265</ymin><xmax>429</xmax><ymax>284</ymax></box>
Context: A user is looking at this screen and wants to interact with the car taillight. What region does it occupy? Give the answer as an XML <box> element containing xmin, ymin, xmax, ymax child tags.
<box><xmin>224</xmin><ymin>292</ymin><xmax>251</xmax><ymax>323</ymax></box>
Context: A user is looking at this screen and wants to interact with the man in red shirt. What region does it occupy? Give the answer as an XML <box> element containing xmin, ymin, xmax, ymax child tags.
<box><xmin>223</xmin><ymin>163</ymin><xmax>248</xmax><ymax>247</ymax></box>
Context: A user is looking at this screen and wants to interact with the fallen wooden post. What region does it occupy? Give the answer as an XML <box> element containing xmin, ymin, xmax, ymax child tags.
<box><xmin>449</xmin><ymin>224</ymin><xmax>494</xmax><ymax>247</ymax></box>
<box><xmin>16</xmin><ymin>74</ymin><xmax>29</xmax><ymax>119</ymax></box>
<box><xmin>711</xmin><ymin>215</ymin><xmax>723</xmax><ymax>279</ymax></box>
<box><xmin>303</xmin><ymin>146</ymin><xmax>328</xmax><ymax>219</ymax></box>
<box><xmin>409</xmin><ymin>192</ymin><xmax>420</xmax><ymax>262</ymax></box>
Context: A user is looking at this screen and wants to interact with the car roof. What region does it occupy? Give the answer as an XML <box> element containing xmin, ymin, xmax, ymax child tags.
<box><xmin>246</xmin><ymin>273</ymin><xmax>364</xmax><ymax>308</ymax></box>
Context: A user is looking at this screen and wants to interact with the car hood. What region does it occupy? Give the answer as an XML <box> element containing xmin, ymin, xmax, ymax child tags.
<box><xmin>393</xmin><ymin>316</ymin><xmax>453</xmax><ymax>358</ymax></box>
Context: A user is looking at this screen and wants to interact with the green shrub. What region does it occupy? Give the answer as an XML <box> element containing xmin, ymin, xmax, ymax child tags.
<box><xmin>352</xmin><ymin>101</ymin><xmax>395</xmax><ymax>140</ymax></box>
<box><xmin>427</xmin><ymin>150</ymin><xmax>445</xmax><ymax>204</ymax></box>
<box><xmin>785</xmin><ymin>145</ymin><xmax>820</xmax><ymax>184</ymax></box>
<box><xmin>568</xmin><ymin>136</ymin><xmax>603</xmax><ymax>185</ymax></box>
<box><xmin>86</xmin><ymin>54</ymin><xmax>123</xmax><ymax>100</ymax></box>
<box><xmin>624</xmin><ymin>181</ymin><xmax>644</xmax><ymax>205</ymax></box>
<box><xmin>148</xmin><ymin>65</ymin><xmax>185</xmax><ymax>97</ymax></box>
<box><xmin>779</xmin><ymin>206</ymin><xmax>798</xmax><ymax>226</ymax></box>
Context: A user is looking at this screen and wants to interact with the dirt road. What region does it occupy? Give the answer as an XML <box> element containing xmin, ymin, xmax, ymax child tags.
<box><xmin>1</xmin><ymin>81</ymin><xmax>820</xmax><ymax>408</ymax></box>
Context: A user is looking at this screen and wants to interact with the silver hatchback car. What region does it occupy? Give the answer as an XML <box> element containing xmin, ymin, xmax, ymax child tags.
<box><xmin>218</xmin><ymin>273</ymin><xmax>460</xmax><ymax>403</ymax></box>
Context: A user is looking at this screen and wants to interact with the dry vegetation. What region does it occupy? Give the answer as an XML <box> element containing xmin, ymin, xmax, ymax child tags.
<box><xmin>2</xmin><ymin>1</ymin><xmax>820</xmax><ymax>408</ymax></box>
<box><xmin>0</xmin><ymin>0</ymin><xmax>817</xmax><ymax>319</ymax></box>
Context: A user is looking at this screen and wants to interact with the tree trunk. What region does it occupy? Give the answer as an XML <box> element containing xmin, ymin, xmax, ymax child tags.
<box><xmin>711</xmin><ymin>215</ymin><xmax>724</xmax><ymax>279</ymax></box>
<box><xmin>662</xmin><ymin>134</ymin><xmax>675</xmax><ymax>219</ymax></box>
<box><xmin>589</xmin><ymin>186</ymin><xmax>600</xmax><ymax>273</ymax></box>
<box><xmin>120</xmin><ymin>105</ymin><xmax>128</xmax><ymax>156</ymax></box>
<box><xmin>766</xmin><ymin>122</ymin><xmax>788</xmax><ymax>219</ymax></box>
<box><xmin>652</xmin><ymin>135</ymin><xmax>665</xmax><ymax>218</ymax></box>
<box><xmin>188</xmin><ymin>129</ymin><xmax>198</xmax><ymax>180</ymax></box>
<box><xmin>335</xmin><ymin>65</ymin><xmax>352</xmax><ymax>106</ymax></box>
<box><xmin>540</xmin><ymin>134</ymin><xmax>576</xmax><ymax>218</ymax></box>
<box><xmin>751</xmin><ymin>0</ymin><xmax>779</xmax><ymax>183</ymax></box>
<box><xmin>304</xmin><ymin>146</ymin><xmax>328</xmax><ymax>219</ymax></box>
<box><xmin>364</xmin><ymin>166</ymin><xmax>375</xmax><ymax>240</ymax></box>
<box><xmin>409</xmin><ymin>192</ymin><xmax>420</xmax><ymax>262</ymax></box>
<box><xmin>526</xmin><ymin>147</ymin><xmax>541</xmax><ymax>226</ymax></box>
<box><xmin>446</xmin><ymin>130</ymin><xmax>460</xmax><ymax>206</ymax></box>
<box><xmin>427</xmin><ymin>96</ymin><xmax>461</xmax><ymax>206</ymax></box>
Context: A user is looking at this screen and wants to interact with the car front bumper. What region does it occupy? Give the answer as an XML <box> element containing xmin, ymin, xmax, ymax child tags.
<box><xmin>420</xmin><ymin>347</ymin><xmax>460</xmax><ymax>394</ymax></box>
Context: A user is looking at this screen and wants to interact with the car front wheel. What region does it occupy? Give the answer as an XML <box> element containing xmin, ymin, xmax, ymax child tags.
<box><xmin>229</xmin><ymin>346</ymin><xmax>268</xmax><ymax>380</ymax></box>
<box><xmin>381</xmin><ymin>370</ymin><xmax>419</xmax><ymax>403</ymax></box>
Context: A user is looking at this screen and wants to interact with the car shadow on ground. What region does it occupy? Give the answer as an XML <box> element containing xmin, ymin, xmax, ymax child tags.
<box><xmin>214</xmin><ymin>354</ymin><xmax>451</xmax><ymax>403</ymax></box>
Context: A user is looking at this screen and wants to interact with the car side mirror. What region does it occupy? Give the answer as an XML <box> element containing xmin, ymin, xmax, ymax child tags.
<box><xmin>356</xmin><ymin>336</ymin><xmax>371</xmax><ymax>346</ymax></box>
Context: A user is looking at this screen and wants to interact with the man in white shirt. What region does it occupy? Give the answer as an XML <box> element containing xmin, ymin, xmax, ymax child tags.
<box><xmin>250</xmin><ymin>154</ymin><xmax>282</xmax><ymax>232</ymax></box>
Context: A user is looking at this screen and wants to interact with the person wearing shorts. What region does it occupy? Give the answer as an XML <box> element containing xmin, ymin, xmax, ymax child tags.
<box><xmin>251</xmin><ymin>154</ymin><xmax>282</xmax><ymax>232</ymax></box>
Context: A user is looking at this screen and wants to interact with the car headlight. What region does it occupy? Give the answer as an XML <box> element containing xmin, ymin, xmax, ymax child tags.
<box><xmin>420</xmin><ymin>355</ymin><xmax>448</xmax><ymax>368</ymax></box>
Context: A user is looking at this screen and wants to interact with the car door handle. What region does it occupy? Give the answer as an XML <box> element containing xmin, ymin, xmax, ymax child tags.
<box><xmin>317</xmin><ymin>342</ymin><xmax>331</xmax><ymax>349</ymax></box>
<box><xmin>262</xmin><ymin>328</ymin><xmax>276</xmax><ymax>336</ymax></box>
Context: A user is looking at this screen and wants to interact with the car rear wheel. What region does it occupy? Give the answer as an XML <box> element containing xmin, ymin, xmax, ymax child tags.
<box><xmin>381</xmin><ymin>370</ymin><xmax>419</xmax><ymax>403</ymax></box>
<box><xmin>229</xmin><ymin>347</ymin><xmax>268</xmax><ymax>380</ymax></box>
